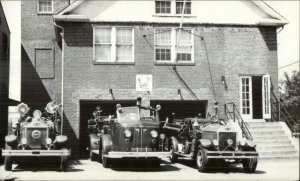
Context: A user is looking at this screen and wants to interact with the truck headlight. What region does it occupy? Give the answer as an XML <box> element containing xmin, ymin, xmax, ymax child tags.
<box><xmin>227</xmin><ymin>139</ymin><xmax>233</xmax><ymax>146</ymax></box>
<box><xmin>212</xmin><ymin>139</ymin><xmax>218</xmax><ymax>146</ymax></box>
<box><xmin>159</xmin><ymin>133</ymin><xmax>165</xmax><ymax>140</ymax></box>
<box><xmin>21</xmin><ymin>138</ymin><xmax>27</xmax><ymax>145</ymax></box>
<box><xmin>46</xmin><ymin>138</ymin><xmax>52</xmax><ymax>145</ymax></box>
<box><xmin>240</xmin><ymin>138</ymin><xmax>246</xmax><ymax>146</ymax></box>
<box><xmin>124</xmin><ymin>129</ymin><xmax>132</xmax><ymax>138</ymax></box>
<box><xmin>150</xmin><ymin>130</ymin><xmax>158</xmax><ymax>138</ymax></box>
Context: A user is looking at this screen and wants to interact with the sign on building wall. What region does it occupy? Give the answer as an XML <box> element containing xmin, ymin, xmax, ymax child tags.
<box><xmin>136</xmin><ymin>74</ymin><xmax>153</xmax><ymax>92</ymax></box>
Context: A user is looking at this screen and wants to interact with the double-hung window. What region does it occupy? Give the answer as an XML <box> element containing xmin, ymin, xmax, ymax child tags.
<box><xmin>176</xmin><ymin>0</ymin><xmax>191</xmax><ymax>14</ymax></box>
<box><xmin>94</xmin><ymin>27</ymin><xmax>134</xmax><ymax>63</ymax></box>
<box><xmin>155</xmin><ymin>28</ymin><xmax>193</xmax><ymax>64</ymax></box>
<box><xmin>155</xmin><ymin>29</ymin><xmax>172</xmax><ymax>61</ymax></box>
<box><xmin>37</xmin><ymin>0</ymin><xmax>53</xmax><ymax>14</ymax></box>
<box><xmin>155</xmin><ymin>0</ymin><xmax>192</xmax><ymax>15</ymax></box>
<box><xmin>155</xmin><ymin>0</ymin><xmax>171</xmax><ymax>14</ymax></box>
<box><xmin>176</xmin><ymin>29</ymin><xmax>192</xmax><ymax>61</ymax></box>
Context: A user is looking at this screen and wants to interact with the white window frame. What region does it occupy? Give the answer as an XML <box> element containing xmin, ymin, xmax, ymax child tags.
<box><xmin>93</xmin><ymin>26</ymin><xmax>134</xmax><ymax>64</ymax></box>
<box><xmin>154</xmin><ymin>0</ymin><xmax>193</xmax><ymax>16</ymax></box>
<box><xmin>262</xmin><ymin>74</ymin><xmax>271</xmax><ymax>119</ymax></box>
<box><xmin>239</xmin><ymin>76</ymin><xmax>253</xmax><ymax>120</ymax></box>
<box><xmin>154</xmin><ymin>27</ymin><xmax>194</xmax><ymax>64</ymax></box>
<box><xmin>155</xmin><ymin>0</ymin><xmax>172</xmax><ymax>14</ymax></box>
<box><xmin>37</xmin><ymin>0</ymin><xmax>54</xmax><ymax>14</ymax></box>
<box><xmin>175</xmin><ymin>0</ymin><xmax>192</xmax><ymax>15</ymax></box>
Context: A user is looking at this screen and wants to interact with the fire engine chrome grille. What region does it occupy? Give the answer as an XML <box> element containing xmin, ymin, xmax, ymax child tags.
<box><xmin>219</xmin><ymin>132</ymin><xmax>236</xmax><ymax>151</ymax></box>
<box><xmin>25</xmin><ymin>127</ymin><xmax>48</xmax><ymax>149</ymax></box>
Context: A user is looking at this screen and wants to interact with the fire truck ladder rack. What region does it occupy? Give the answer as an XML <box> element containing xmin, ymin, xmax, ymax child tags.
<box><xmin>224</xmin><ymin>102</ymin><xmax>253</xmax><ymax>140</ymax></box>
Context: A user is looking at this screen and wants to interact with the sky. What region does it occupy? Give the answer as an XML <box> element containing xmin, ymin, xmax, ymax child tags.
<box><xmin>1</xmin><ymin>0</ymin><xmax>299</xmax><ymax>101</ymax></box>
<box><xmin>266</xmin><ymin>1</ymin><xmax>300</xmax><ymax>79</ymax></box>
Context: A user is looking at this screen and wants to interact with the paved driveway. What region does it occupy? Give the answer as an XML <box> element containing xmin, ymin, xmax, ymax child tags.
<box><xmin>0</xmin><ymin>159</ymin><xmax>299</xmax><ymax>181</ymax></box>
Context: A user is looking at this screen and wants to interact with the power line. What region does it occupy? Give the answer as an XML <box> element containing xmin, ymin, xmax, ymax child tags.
<box><xmin>279</xmin><ymin>60</ymin><xmax>299</xmax><ymax>70</ymax></box>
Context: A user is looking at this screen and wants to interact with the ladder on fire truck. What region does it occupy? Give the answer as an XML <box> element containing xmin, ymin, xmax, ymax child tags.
<box><xmin>224</xmin><ymin>102</ymin><xmax>253</xmax><ymax>140</ymax></box>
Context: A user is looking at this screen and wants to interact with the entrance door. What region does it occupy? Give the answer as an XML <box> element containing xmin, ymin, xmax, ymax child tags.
<box><xmin>240</xmin><ymin>76</ymin><xmax>252</xmax><ymax>120</ymax></box>
<box><xmin>262</xmin><ymin>74</ymin><xmax>271</xmax><ymax>119</ymax></box>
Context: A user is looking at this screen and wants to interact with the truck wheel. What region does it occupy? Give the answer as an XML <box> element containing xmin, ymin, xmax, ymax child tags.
<box><xmin>89</xmin><ymin>134</ymin><xmax>99</xmax><ymax>161</ymax></box>
<box><xmin>4</xmin><ymin>156</ymin><xmax>12</xmax><ymax>171</ymax></box>
<box><xmin>102</xmin><ymin>154</ymin><xmax>111</xmax><ymax>168</ymax></box>
<box><xmin>4</xmin><ymin>144</ymin><xmax>12</xmax><ymax>171</ymax></box>
<box><xmin>169</xmin><ymin>137</ymin><xmax>178</xmax><ymax>163</ymax></box>
<box><xmin>196</xmin><ymin>147</ymin><xmax>209</xmax><ymax>172</ymax></box>
<box><xmin>102</xmin><ymin>135</ymin><xmax>112</xmax><ymax>168</ymax></box>
<box><xmin>90</xmin><ymin>150</ymin><xmax>96</xmax><ymax>161</ymax></box>
<box><xmin>60</xmin><ymin>160</ymin><xmax>68</xmax><ymax>171</ymax></box>
<box><xmin>242</xmin><ymin>157</ymin><xmax>257</xmax><ymax>173</ymax></box>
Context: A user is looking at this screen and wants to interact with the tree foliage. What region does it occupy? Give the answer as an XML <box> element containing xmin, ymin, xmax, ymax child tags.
<box><xmin>280</xmin><ymin>71</ymin><xmax>300</xmax><ymax>122</ymax></box>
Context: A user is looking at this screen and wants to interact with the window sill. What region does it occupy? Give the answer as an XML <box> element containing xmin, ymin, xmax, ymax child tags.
<box><xmin>155</xmin><ymin>62</ymin><xmax>195</xmax><ymax>66</ymax></box>
<box><xmin>37</xmin><ymin>12</ymin><xmax>54</xmax><ymax>15</ymax></box>
<box><xmin>93</xmin><ymin>61</ymin><xmax>135</xmax><ymax>65</ymax></box>
<box><xmin>152</xmin><ymin>14</ymin><xmax>196</xmax><ymax>18</ymax></box>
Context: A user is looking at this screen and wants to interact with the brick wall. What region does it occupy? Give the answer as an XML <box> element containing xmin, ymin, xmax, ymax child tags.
<box><xmin>53</xmin><ymin>22</ymin><xmax>278</xmax><ymax>155</ymax></box>
<box><xmin>21</xmin><ymin>0</ymin><xmax>279</xmax><ymax>155</ymax></box>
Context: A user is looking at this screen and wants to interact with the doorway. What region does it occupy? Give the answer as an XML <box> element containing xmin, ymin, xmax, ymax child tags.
<box><xmin>240</xmin><ymin>75</ymin><xmax>271</xmax><ymax>120</ymax></box>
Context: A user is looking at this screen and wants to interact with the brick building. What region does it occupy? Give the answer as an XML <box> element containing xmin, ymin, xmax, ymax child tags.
<box><xmin>21</xmin><ymin>0</ymin><xmax>287</xmax><ymax>156</ymax></box>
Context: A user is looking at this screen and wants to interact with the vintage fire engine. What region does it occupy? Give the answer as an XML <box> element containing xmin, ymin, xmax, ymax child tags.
<box><xmin>88</xmin><ymin>106</ymin><xmax>114</xmax><ymax>161</ymax></box>
<box><xmin>2</xmin><ymin>102</ymin><xmax>70</xmax><ymax>171</ymax></box>
<box><xmin>163</xmin><ymin>112</ymin><xmax>258</xmax><ymax>173</ymax></box>
<box><xmin>89</xmin><ymin>98</ymin><xmax>171</xmax><ymax>168</ymax></box>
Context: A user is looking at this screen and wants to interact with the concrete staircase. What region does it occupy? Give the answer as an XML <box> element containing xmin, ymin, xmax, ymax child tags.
<box><xmin>247</xmin><ymin>121</ymin><xmax>299</xmax><ymax>161</ymax></box>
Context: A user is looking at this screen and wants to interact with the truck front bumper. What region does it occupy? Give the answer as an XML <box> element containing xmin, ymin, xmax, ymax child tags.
<box><xmin>206</xmin><ymin>151</ymin><xmax>258</xmax><ymax>159</ymax></box>
<box><xmin>105</xmin><ymin>151</ymin><xmax>172</xmax><ymax>159</ymax></box>
<box><xmin>2</xmin><ymin>149</ymin><xmax>71</xmax><ymax>157</ymax></box>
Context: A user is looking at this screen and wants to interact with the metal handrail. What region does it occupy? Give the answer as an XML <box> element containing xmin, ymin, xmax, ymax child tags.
<box><xmin>224</xmin><ymin>102</ymin><xmax>253</xmax><ymax>140</ymax></box>
<box><xmin>270</xmin><ymin>92</ymin><xmax>299</xmax><ymax>136</ymax></box>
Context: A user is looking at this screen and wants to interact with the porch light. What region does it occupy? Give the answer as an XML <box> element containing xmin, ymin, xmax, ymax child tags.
<box><xmin>221</xmin><ymin>76</ymin><xmax>228</xmax><ymax>90</ymax></box>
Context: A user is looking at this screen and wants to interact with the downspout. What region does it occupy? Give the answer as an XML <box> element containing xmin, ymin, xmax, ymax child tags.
<box><xmin>53</xmin><ymin>21</ymin><xmax>65</xmax><ymax>135</ymax></box>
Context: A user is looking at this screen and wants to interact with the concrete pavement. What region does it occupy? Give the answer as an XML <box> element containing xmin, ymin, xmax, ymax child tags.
<box><xmin>0</xmin><ymin>159</ymin><xmax>299</xmax><ymax>181</ymax></box>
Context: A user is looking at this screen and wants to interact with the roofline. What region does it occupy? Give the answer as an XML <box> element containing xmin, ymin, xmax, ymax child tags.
<box><xmin>56</xmin><ymin>0</ymin><xmax>85</xmax><ymax>16</ymax></box>
<box><xmin>54</xmin><ymin>15</ymin><xmax>288</xmax><ymax>27</ymax></box>
<box><xmin>252</xmin><ymin>0</ymin><xmax>288</xmax><ymax>25</ymax></box>
<box><xmin>55</xmin><ymin>0</ymin><xmax>288</xmax><ymax>27</ymax></box>
<box><xmin>0</xmin><ymin>2</ymin><xmax>11</xmax><ymax>33</ymax></box>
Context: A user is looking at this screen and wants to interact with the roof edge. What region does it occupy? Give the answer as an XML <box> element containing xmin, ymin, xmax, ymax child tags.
<box><xmin>56</xmin><ymin>0</ymin><xmax>85</xmax><ymax>16</ymax></box>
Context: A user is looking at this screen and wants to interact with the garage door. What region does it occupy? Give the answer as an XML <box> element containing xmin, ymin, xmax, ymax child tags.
<box><xmin>150</xmin><ymin>100</ymin><xmax>207</xmax><ymax>121</ymax></box>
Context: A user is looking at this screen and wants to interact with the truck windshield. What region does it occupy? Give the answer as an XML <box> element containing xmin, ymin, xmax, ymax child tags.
<box><xmin>118</xmin><ymin>107</ymin><xmax>140</xmax><ymax>123</ymax></box>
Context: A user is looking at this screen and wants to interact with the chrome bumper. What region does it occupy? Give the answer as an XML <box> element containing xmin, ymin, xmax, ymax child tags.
<box><xmin>105</xmin><ymin>151</ymin><xmax>172</xmax><ymax>159</ymax></box>
<box><xmin>206</xmin><ymin>151</ymin><xmax>258</xmax><ymax>159</ymax></box>
<box><xmin>2</xmin><ymin>149</ymin><xmax>71</xmax><ymax>157</ymax></box>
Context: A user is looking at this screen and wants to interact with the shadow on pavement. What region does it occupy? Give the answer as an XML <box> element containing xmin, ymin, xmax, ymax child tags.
<box><xmin>176</xmin><ymin>159</ymin><xmax>266</xmax><ymax>174</ymax></box>
<box><xmin>12</xmin><ymin>162</ymin><xmax>84</xmax><ymax>172</ymax></box>
<box><xmin>111</xmin><ymin>160</ymin><xmax>180</xmax><ymax>172</ymax></box>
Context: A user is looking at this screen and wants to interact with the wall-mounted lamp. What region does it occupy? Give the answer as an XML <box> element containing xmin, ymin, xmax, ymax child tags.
<box><xmin>221</xmin><ymin>76</ymin><xmax>228</xmax><ymax>91</ymax></box>
<box><xmin>109</xmin><ymin>88</ymin><xmax>115</xmax><ymax>100</ymax></box>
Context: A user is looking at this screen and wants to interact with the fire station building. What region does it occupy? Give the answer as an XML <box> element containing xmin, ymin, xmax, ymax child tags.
<box><xmin>21</xmin><ymin>0</ymin><xmax>287</xmax><ymax>156</ymax></box>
